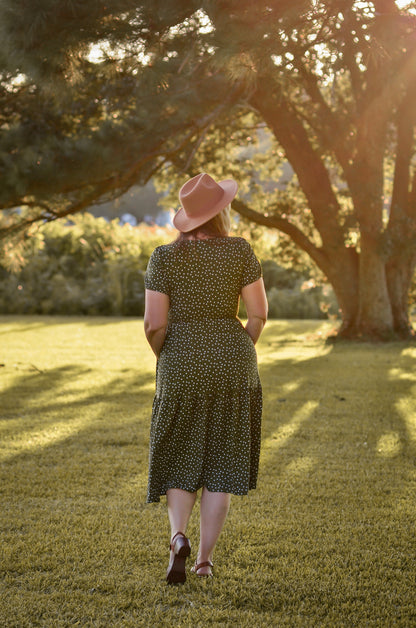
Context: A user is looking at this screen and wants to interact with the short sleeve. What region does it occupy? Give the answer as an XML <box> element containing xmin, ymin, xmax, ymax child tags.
<box><xmin>144</xmin><ymin>247</ymin><xmax>169</xmax><ymax>295</ymax></box>
<box><xmin>241</xmin><ymin>242</ymin><xmax>262</xmax><ymax>288</ymax></box>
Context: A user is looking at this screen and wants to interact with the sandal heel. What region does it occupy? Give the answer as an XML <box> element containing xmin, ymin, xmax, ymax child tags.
<box><xmin>167</xmin><ymin>556</ymin><xmax>187</xmax><ymax>584</ymax></box>
<box><xmin>174</xmin><ymin>538</ymin><xmax>191</xmax><ymax>558</ymax></box>
<box><xmin>166</xmin><ymin>532</ymin><xmax>191</xmax><ymax>585</ymax></box>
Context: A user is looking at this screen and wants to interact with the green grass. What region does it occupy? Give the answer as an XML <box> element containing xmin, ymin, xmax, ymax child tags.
<box><xmin>1</xmin><ymin>316</ymin><xmax>416</xmax><ymax>627</ymax></box>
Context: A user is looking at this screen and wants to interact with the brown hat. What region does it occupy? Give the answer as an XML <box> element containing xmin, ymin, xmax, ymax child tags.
<box><xmin>173</xmin><ymin>173</ymin><xmax>238</xmax><ymax>233</ymax></box>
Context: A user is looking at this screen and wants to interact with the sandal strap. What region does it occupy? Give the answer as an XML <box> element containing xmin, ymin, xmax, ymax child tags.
<box><xmin>170</xmin><ymin>531</ymin><xmax>186</xmax><ymax>550</ymax></box>
<box><xmin>194</xmin><ymin>561</ymin><xmax>214</xmax><ymax>572</ymax></box>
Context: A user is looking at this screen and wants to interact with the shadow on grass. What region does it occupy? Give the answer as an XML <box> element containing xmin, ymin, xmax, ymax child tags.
<box><xmin>0</xmin><ymin>364</ymin><xmax>154</xmax><ymax>431</ymax></box>
<box><xmin>0</xmin><ymin>363</ymin><xmax>155</xmax><ymax>490</ymax></box>
<box><xmin>258</xmin><ymin>335</ymin><xmax>416</xmax><ymax>459</ymax></box>
<box><xmin>1</xmin><ymin>322</ymin><xmax>416</xmax><ymax>625</ymax></box>
<box><xmin>256</xmin><ymin>331</ymin><xmax>416</xmax><ymax>524</ymax></box>
<box><xmin>225</xmin><ymin>334</ymin><xmax>416</xmax><ymax>621</ymax></box>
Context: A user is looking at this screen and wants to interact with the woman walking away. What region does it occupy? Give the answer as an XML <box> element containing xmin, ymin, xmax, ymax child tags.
<box><xmin>144</xmin><ymin>173</ymin><xmax>268</xmax><ymax>584</ymax></box>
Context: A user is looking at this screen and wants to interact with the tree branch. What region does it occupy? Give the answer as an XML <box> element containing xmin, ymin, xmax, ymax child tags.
<box><xmin>409</xmin><ymin>168</ymin><xmax>416</xmax><ymax>219</ymax></box>
<box><xmin>338</xmin><ymin>11</ymin><xmax>366</xmax><ymax>109</ymax></box>
<box><xmin>293</xmin><ymin>62</ymin><xmax>348</xmax><ymax>159</ymax></box>
<box><xmin>372</xmin><ymin>0</ymin><xmax>400</xmax><ymax>14</ymax></box>
<box><xmin>0</xmin><ymin>82</ymin><xmax>247</xmax><ymax>240</ymax></box>
<box><xmin>361</xmin><ymin>37</ymin><xmax>416</xmax><ymax>124</ymax></box>
<box><xmin>232</xmin><ymin>198</ymin><xmax>329</xmax><ymax>272</ymax></box>
<box><xmin>249</xmin><ymin>79</ymin><xmax>345</xmax><ymax>250</ymax></box>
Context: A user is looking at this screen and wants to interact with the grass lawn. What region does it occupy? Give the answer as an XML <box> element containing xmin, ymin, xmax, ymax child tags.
<box><xmin>1</xmin><ymin>316</ymin><xmax>416</xmax><ymax>627</ymax></box>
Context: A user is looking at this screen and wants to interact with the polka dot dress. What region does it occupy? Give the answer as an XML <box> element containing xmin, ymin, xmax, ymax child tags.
<box><xmin>144</xmin><ymin>236</ymin><xmax>263</xmax><ymax>503</ymax></box>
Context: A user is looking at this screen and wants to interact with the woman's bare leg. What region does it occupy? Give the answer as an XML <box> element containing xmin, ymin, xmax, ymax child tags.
<box><xmin>166</xmin><ymin>488</ymin><xmax>197</xmax><ymax>540</ymax></box>
<box><xmin>165</xmin><ymin>488</ymin><xmax>196</xmax><ymax>583</ymax></box>
<box><xmin>196</xmin><ymin>488</ymin><xmax>231</xmax><ymax>575</ymax></box>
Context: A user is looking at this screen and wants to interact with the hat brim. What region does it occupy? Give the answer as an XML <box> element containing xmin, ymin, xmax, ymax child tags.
<box><xmin>173</xmin><ymin>179</ymin><xmax>238</xmax><ymax>233</ymax></box>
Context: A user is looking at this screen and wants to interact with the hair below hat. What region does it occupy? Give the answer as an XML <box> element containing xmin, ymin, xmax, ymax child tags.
<box><xmin>173</xmin><ymin>173</ymin><xmax>238</xmax><ymax>233</ymax></box>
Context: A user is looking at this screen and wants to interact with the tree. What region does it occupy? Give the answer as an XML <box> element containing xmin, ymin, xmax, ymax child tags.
<box><xmin>1</xmin><ymin>0</ymin><xmax>416</xmax><ymax>339</ymax></box>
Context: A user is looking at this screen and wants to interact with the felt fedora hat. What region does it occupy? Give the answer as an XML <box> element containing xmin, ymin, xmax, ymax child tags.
<box><xmin>173</xmin><ymin>173</ymin><xmax>238</xmax><ymax>233</ymax></box>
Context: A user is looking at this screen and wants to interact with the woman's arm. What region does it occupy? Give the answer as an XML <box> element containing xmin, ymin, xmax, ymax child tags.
<box><xmin>144</xmin><ymin>289</ymin><xmax>170</xmax><ymax>358</ymax></box>
<box><xmin>241</xmin><ymin>278</ymin><xmax>268</xmax><ymax>344</ymax></box>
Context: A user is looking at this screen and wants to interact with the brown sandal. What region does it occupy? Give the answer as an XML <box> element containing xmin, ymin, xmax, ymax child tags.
<box><xmin>166</xmin><ymin>532</ymin><xmax>191</xmax><ymax>585</ymax></box>
<box><xmin>190</xmin><ymin>560</ymin><xmax>214</xmax><ymax>578</ymax></box>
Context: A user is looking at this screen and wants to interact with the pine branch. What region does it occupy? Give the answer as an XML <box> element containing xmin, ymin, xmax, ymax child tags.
<box><xmin>291</xmin><ymin>62</ymin><xmax>352</xmax><ymax>170</ymax></box>
<box><xmin>0</xmin><ymin>80</ymin><xmax>246</xmax><ymax>240</ymax></box>
<box><xmin>337</xmin><ymin>10</ymin><xmax>366</xmax><ymax>110</ymax></box>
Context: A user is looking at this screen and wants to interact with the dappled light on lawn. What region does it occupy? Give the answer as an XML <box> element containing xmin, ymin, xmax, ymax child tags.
<box><xmin>1</xmin><ymin>317</ymin><xmax>416</xmax><ymax>625</ymax></box>
<box><xmin>396</xmin><ymin>398</ymin><xmax>416</xmax><ymax>445</ymax></box>
<box><xmin>376</xmin><ymin>432</ymin><xmax>403</xmax><ymax>458</ymax></box>
<box><xmin>284</xmin><ymin>455</ymin><xmax>316</xmax><ymax>478</ymax></box>
<box><xmin>261</xmin><ymin>400</ymin><xmax>319</xmax><ymax>460</ymax></box>
<box><xmin>0</xmin><ymin>415</ymin><xmax>98</xmax><ymax>462</ymax></box>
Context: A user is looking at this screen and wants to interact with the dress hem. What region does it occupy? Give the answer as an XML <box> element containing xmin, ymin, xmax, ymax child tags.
<box><xmin>146</xmin><ymin>482</ymin><xmax>258</xmax><ymax>504</ymax></box>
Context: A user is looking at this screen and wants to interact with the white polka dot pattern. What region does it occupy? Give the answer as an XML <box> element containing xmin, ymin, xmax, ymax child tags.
<box><xmin>144</xmin><ymin>237</ymin><xmax>263</xmax><ymax>503</ymax></box>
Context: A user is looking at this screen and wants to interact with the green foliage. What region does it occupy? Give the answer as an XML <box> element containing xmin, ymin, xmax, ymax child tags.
<box><xmin>1</xmin><ymin>317</ymin><xmax>416</xmax><ymax>625</ymax></box>
<box><xmin>0</xmin><ymin>2</ymin><xmax>239</xmax><ymax>234</ymax></box>
<box><xmin>1</xmin><ymin>1</ymin><xmax>416</xmax><ymax>335</ymax></box>
<box><xmin>0</xmin><ymin>214</ymin><xmax>171</xmax><ymax>316</ymax></box>
<box><xmin>0</xmin><ymin>0</ymin><xmax>402</xmax><ymax>235</ymax></box>
<box><xmin>0</xmin><ymin>213</ymin><xmax>338</xmax><ymax>319</ymax></box>
<box><xmin>261</xmin><ymin>260</ymin><xmax>338</xmax><ymax>320</ymax></box>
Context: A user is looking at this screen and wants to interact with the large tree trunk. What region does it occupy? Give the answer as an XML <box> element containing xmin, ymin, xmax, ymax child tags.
<box><xmin>323</xmin><ymin>241</ymin><xmax>415</xmax><ymax>339</ymax></box>
<box><xmin>347</xmin><ymin>95</ymin><xmax>398</xmax><ymax>338</ymax></box>
<box><xmin>246</xmin><ymin>61</ymin><xmax>416</xmax><ymax>341</ymax></box>
<box><xmin>356</xmin><ymin>234</ymin><xmax>394</xmax><ymax>338</ymax></box>
<box><xmin>323</xmin><ymin>248</ymin><xmax>360</xmax><ymax>336</ymax></box>
<box><xmin>386</xmin><ymin>256</ymin><xmax>416</xmax><ymax>338</ymax></box>
<box><xmin>384</xmin><ymin>84</ymin><xmax>416</xmax><ymax>338</ymax></box>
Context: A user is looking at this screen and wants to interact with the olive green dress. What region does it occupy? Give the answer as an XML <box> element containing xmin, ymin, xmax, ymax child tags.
<box><xmin>144</xmin><ymin>236</ymin><xmax>263</xmax><ymax>503</ymax></box>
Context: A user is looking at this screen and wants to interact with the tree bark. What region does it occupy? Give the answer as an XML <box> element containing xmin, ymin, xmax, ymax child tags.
<box><xmin>357</xmin><ymin>233</ymin><xmax>394</xmax><ymax>338</ymax></box>
<box><xmin>386</xmin><ymin>258</ymin><xmax>416</xmax><ymax>337</ymax></box>
<box><xmin>249</xmin><ymin>79</ymin><xmax>401</xmax><ymax>339</ymax></box>
<box><xmin>384</xmin><ymin>84</ymin><xmax>416</xmax><ymax>337</ymax></box>
<box><xmin>324</xmin><ymin>249</ymin><xmax>360</xmax><ymax>336</ymax></box>
<box><xmin>348</xmin><ymin>83</ymin><xmax>397</xmax><ymax>338</ymax></box>
<box><xmin>232</xmin><ymin>200</ymin><xmax>360</xmax><ymax>335</ymax></box>
<box><xmin>250</xmin><ymin>85</ymin><xmax>345</xmax><ymax>251</ymax></box>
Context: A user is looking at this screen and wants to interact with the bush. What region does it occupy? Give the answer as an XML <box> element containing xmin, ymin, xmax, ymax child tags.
<box><xmin>261</xmin><ymin>260</ymin><xmax>339</xmax><ymax>319</ymax></box>
<box><xmin>0</xmin><ymin>214</ymin><xmax>340</xmax><ymax>318</ymax></box>
<box><xmin>0</xmin><ymin>214</ymin><xmax>171</xmax><ymax>316</ymax></box>
<box><xmin>262</xmin><ymin>259</ymin><xmax>302</xmax><ymax>290</ymax></box>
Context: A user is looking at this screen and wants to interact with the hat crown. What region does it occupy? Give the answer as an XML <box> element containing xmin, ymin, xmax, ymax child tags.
<box><xmin>173</xmin><ymin>172</ymin><xmax>237</xmax><ymax>233</ymax></box>
<box><xmin>179</xmin><ymin>174</ymin><xmax>224</xmax><ymax>218</ymax></box>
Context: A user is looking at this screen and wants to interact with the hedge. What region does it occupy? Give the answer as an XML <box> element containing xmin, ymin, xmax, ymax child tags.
<box><xmin>0</xmin><ymin>213</ymin><xmax>338</xmax><ymax>319</ymax></box>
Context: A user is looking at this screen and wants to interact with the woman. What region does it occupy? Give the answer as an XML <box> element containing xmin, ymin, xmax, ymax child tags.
<box><xmin>144</xmin><ymin>173</ymin><xmax>268</xmax><ymax>584</ymax></box>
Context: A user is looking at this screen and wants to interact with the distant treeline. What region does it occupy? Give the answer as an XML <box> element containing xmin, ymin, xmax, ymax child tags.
<box><xmin>0</xmin><ymin>214</ymin><xmax>338</xmax><ymax>319</ymax></box>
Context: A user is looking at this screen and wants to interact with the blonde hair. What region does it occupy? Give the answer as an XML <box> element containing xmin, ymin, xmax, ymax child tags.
<box><xmin>178</xmin><ymin>206</ymin><xmax>231</xmax><ymax>240</ymax></box>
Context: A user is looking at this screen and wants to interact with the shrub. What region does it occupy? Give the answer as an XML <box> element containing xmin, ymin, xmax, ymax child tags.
<box><xmin>0</xmin><ymin>214</ymin><xmax>171</xmax><ymax>316</ymax></box>
<box><xmin>0</xmin><ymin>213</ymin><xmax>341</xmax><ymax>318</ymax></box>
<box><xmin>261</xmin><ymin>260</ymin><xmax>339</xmax><ymax>319</ymax></box>
<box><xmin>262</xmin><ymin>259</ymin><xmax>303</xmax><ymax>290</ymax></box>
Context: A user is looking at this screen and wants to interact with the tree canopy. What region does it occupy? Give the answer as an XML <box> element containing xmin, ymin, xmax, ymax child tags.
<box><xmin>1</xmin><ymin>1</ymin><xmax>416</xmax><ymax>339</ymax></box>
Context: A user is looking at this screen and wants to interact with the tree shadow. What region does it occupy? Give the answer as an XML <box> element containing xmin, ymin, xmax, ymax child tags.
<box><xmin>2</xmin><ymin>323</ymin><xmax>416</xmax><ymax>624</ymax></box>
<box><xmin>224</xmin><ymin>333</ymin><xmax>416</xmax><ymax>620</ymax></box>
<box><xmin>258</xmin><ymin>336</ymin><xmax>416</xmax><ymax>458</ymax></box>
<box><xmin>0</xmin><ymin>363</ymin><xmax>154</xmax><ymax>426</ymax></box>
<box><xmin>255</xmin><ymin>333</ymin><xmax>416</xmax><ymax>522</ymax></box>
